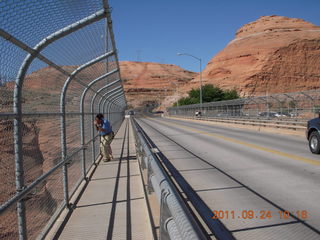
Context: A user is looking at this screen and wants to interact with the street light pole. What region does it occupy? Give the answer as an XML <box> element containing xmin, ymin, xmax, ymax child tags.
<box><xmin>172</xmin><ymin>81</ymin><xmax>179</xmax><ymax>107</ymax></box>
<box><xmin>199</xmin><ymin>58</ymin><xmax>202</xmax><ymax>110</ymax></box>
<box><xmin>177</xmin><ymin>53</ymin><xmax>202</xmax><ymax>110</ymax></box>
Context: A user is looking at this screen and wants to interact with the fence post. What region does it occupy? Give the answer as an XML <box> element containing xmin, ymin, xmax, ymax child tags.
<box><xmin>91</xmin><ymin>110</ymin><xmax>97</xmax><ymax>163</ymax></box>
<box><xmin>159</xmin><ymin>189</ymin><xmax>172</xmax><ymax>240</ymax></box>
<box><xmin>80</xmin><ymin>110</ymin><xmax>87</xmax><ymax>179</ymax></box>
<box><xmin>13</xmin><ymin>98</ymin><xmax>27</xmax><ymax>239</ymax></box>
<box><xmin>60</xmin><ymin>107</ymin><xmax>70</xmax><ymax>207</ymax></box>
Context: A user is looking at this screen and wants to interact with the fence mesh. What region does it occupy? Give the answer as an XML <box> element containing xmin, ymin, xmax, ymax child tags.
<box><xmin>168</xmin><ymin>89</ymin><xmax>320</xmax><ymax>120</ymax></box>
<box><xmin>0</xmin><ymin>118</ymin><xmax>16</xmax><ymax>205</ymax></box>
<box><xmin>0</xmin><ymin>0</ymin><xmax>102</xmax><ymax>85</ymax></box>
<box><xmin>0</xmin><ymin>0</ymin><xmax>126</xmax><ymax>239</ymax></box>
<box><xmin>0</xmin><ymin>204</ymin><xmax>19</xmax><ymax>240</ymax></box>
<box><xmin>25</xmin><ymin>168</ymin><xmax>64</xmax><ymax>239</ymax></box>
<box><xmin>23</xmin><ymin>60</ymin><xmax>64</xmax><ymax>113</ymax></box>
<box><xmin>67</xmin><ymin>151</ymin><xmax>83</xmax><ymax>196</ymax></box>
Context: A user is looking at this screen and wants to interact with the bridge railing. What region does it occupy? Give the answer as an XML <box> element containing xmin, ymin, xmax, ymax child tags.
<box><xmin>132</xmin><ymin>118</ymin><xmax>207</xmax><ymax>240</ymax></box>
<box><xmin>167</xmin><ymin>89</ymin><xmax>320</xmax><ymax>121</ymax></box>
<box><xmin>0</xmin><ymin>1</ymin><xmax>126</xmax><ymax>239</ymax></box>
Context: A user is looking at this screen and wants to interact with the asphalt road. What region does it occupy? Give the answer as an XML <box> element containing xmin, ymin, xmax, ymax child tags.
<box><xmin>136</xmin><ymin>116</ymin><xmax>320</xmax><ymax>240</ymax></box>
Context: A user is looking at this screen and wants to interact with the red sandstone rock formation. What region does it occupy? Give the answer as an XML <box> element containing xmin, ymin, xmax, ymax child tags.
<box><xmin>120</xmin><ymin>61</ymin><xmax>197</xmax><ymax>107</ymax></box>
<box><xmin>187</xmin><ymin>15</ymin><xmax>320</xmax><ymax>97</ymax></box>
<box><xmin>12</xmin><ymin>61</ymin><xmax>197</xmax><ymax>109</ymax></box>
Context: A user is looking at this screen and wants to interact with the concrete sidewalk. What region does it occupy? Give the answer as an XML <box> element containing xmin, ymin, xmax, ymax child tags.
<box><xmin>57</xmin><ymin>119</ymin><xmax>153</xmax><ymax>240</ymax></box>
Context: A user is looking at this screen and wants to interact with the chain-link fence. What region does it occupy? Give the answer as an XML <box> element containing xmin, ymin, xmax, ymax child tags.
<box><xmin>0</xmin><ymin>1</ymin><xmax>126</xmax><ymax>239</ymax></box>
<box><xmin>168</xmin><ymin>89</ymin><xmax>320</xmax><ymax>120</ymax></box>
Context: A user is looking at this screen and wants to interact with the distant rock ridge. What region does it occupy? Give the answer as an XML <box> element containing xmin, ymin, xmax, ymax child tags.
<box><xmin>120</xmin><ymin>61</ymin><xmax>197</xmax><ymax>107</ymax></box>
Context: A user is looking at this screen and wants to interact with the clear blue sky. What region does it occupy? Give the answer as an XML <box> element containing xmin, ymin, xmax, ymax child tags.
<box><xmin>109</xmin><ymin>0</ymin><xmax>320</xmax><ymax>72</ymax></box>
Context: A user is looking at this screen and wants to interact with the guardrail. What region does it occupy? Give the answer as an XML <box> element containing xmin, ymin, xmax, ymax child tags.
<box><xmin>131</xmin><ymin>118</ymin><xmax>207</xmax><ymax>240</ymax></box>
<box><xmin>167</xmin><ymin>89</ymin><xmax>320</xmax><ymax>120</ymax></box>
<box><xmin>168</xmin><ymin>115</ymin><xmax>306</xmax><ymax>131</ymax></box>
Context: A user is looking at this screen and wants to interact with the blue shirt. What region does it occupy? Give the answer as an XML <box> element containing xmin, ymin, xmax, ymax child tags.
<box><xmin>99</xmin><ymin>118</ymin><xmax>112</xmax><ymax>136</ymax></box>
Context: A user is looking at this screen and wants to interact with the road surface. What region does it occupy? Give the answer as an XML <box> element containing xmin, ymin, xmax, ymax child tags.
<box><xmin>137</xmin><ymin>116</ymin><xmax>320</xmax><ymax>240</ymax></box>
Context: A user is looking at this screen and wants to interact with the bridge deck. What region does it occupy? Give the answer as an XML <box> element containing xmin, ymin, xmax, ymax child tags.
<box><xmin>55</xmin><ymin>119</ymin><xmax>153</xmax><ymax>240</ymax></box>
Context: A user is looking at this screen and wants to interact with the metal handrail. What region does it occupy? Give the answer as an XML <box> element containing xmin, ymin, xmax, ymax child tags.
<box><xmin>0</xmin><ymin>132</ymin><xmax>102</xmax><ymax>215</ymax></box>
<box><xmin>170</xmin><ymin>115</ymin><xmax>307</xmax><ymax>131</ymax></box>
<box><xmin>131</xmin><ymin>118</ymin><xmax>207</xmax><ymax>240</ymax></box>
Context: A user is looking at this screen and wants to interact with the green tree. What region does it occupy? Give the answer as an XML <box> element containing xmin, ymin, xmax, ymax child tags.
<box><xmin>188</xmin><ymin>88</ymin><xmax>199</xmax><ymax>99</ymax></box>
<box><xmin>173</xmin><ymin>84</ymin><xmax>239</xmax><ymax>106</ymax></box>
<box><xmin>223</xmin><ymin>89</ymin><xmax>239</xmax><ymax>100</ymax></box>
<box><xmin>203</xmin><ymin>84</ymin><xmax>224</xmax><ymax>102</ymax></box>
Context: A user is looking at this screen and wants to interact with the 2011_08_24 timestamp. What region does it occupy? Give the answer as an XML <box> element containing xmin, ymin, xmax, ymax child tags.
<box><xmin>211</xmin><ymin>210</ymin><xmax>309</xmax><ymax>220</ymax></box>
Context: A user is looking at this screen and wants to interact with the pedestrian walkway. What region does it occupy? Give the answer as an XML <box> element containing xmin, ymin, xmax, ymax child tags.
<box><xmin>55</xmin><ymin>119</ymin><xmax>153</xmax><ymax>240</ymax></box>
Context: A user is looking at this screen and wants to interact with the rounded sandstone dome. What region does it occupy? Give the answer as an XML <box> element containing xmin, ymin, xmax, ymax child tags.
<box><xmin>236</xmin><ymin>15</ymin><xmax>319</xmax><ymax>38</ymax></box>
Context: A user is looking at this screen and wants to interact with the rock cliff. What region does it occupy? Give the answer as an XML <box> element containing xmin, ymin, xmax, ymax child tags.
<box><xmin>120</xmin><ymin>61</ymin><xmax>197</xmax><ymax>107</ymax></box>
<box><xmin>187</xmin><ymin>15</ymin><xmax>320</xmax><ymax>97</ymax></box>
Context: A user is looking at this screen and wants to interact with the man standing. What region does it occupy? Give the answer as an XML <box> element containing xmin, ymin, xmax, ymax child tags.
<box><xmin>94</xmin><ymin>113</ymin><xmax>114</xmax><ymax>162</ymax></box>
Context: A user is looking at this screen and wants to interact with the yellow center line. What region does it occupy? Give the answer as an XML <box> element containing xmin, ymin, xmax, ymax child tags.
<box><xmin>146</xmin><ymin>117</ymin><xmax>320</xmax><ymax>166</ymax></box>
